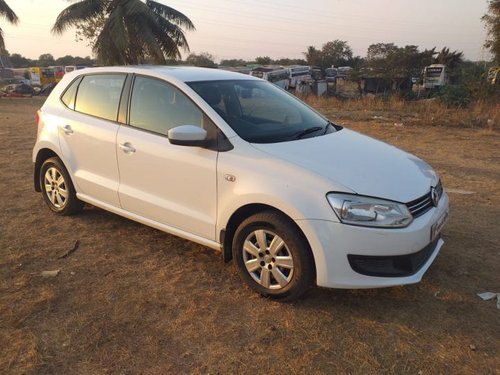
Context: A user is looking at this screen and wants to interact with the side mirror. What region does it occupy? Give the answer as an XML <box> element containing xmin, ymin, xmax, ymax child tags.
<box><xmin>167</xmin><ymin>125</ymin><xmax>208</xmax><ymax>147</ymax></box>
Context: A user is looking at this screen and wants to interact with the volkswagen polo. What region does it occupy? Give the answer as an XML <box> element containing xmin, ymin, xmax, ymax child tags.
<box><xmin>33</xmin><ymin>66</ymin><xmax>449</xmax><ymax>301</ymax></box>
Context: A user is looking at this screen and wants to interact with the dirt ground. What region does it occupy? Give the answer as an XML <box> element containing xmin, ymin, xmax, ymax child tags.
<box><xmin>1</xmin><ymin>97</ymin><xmax>499</xmax><ymax>375</ymax></box>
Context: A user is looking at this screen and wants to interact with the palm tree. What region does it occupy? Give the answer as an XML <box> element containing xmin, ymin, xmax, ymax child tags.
<box><xmin>0</xmin><ymin>0</ymin><xmax>19</xmax><ymax>52</ymax></box>
<box><xmin>434</xmin><ymin>47</ymin><xmax>463</xmax><ymax>70</ymax></box>
<box><xmin>52</xmin><ymin>0</ymin><xmax>195</xmax><ymax>65</ymax></box>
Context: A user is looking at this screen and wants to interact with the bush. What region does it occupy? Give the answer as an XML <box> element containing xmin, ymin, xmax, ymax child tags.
<box><xmin>435</xmin><ymin>85</ymin><xmax>472</xmax><ymax>107</ymax></box>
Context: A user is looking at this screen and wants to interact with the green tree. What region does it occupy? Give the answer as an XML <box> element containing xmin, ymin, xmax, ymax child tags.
<box><xmin>220</xmin><ymin>58</ymin><xmax>248</xmax><ymax>67</ymax></box>
<box><xmin>274</xmin><ymin>57</ymin><xmax>307</xmax><ymax>66</ymax></box>
<box><xmin>434</xmin><ymin>47</ymin><xmax>463</xmax><ymax>69</ymax></box>
<box><xmin>38</xmin><ymin>53</ymin><xmax>55</xmax><ymax>67</ymax></box>
<box><xmin>482</xmin><ymin>0</ymin><xmax>500</xmax><ymax>63</ymax></box>
<box><xmin>185</xmin><ymin>52</ymin><xmax>216</xmax><ymax>67</ymax></box>
<box><xmin>255</xmin><ymin>56</ymin><xmax>272</xmax><ymax>65</ymax></box>
<box><xmin>320</xmin><ymin>40</ymin><xmax>353</xmax><ymax>68</ymax></box>
<box><xmin>52</xmin><ymin>0</ymin><xmax>195</xmax><ymax>65</ymax></box>
<box><xmin>365</xmin><ymin>43</ymin><xmax>435</xmax><ymax>78</ymax></box>
<box><xmin>9</xmin><ymin>53</ymin><xmax>32</xmax><ymax>68</ymax></box>
<box><xmin>0</xmin><ymin>0</ymin><xmax>18</xmax><ymax>52</ymax></box>
<box><xmin>303</xmin><ymin>46</ymin><xmax>322</xmax><ymax>66</ymax></box>
<box><xmin>55</xmin><ymin>55</ymin><xmax>78</xmax><ymax>66</ymax></box>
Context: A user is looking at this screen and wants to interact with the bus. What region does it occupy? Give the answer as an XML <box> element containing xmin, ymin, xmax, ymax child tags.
<box><xmin>423</xmin><ymin>64</ymin><xmax>448</xmax><ymax>89</ymax></box>
<box><xmin>250</xmin><ymin>67</ymin><xmax>289</xmax><ymax>89</ymax></box>
<box><xmin>28</xmin><ymin>67</ymin><xmax>56</xmax><ymax>86</ymax></box>
<box><xmin>287</xmin><ymin>65</ymin><xmax>311</xmax><ymax>88</ymax></box>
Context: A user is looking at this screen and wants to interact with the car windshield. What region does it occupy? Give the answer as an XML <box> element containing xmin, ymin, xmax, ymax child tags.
<box><xmin>187</xmin><ymin>80</ymin><xmax>335</xmax><ymax>143</ymax></box>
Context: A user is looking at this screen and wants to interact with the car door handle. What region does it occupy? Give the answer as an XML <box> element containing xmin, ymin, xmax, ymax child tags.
<box><xmin>119</xmin><ymin>142</ymin><xmax>136</xmax><ymax>154</ymax></box>
<box><xmin>62</xmin><ymin>125</ymin><xmax>73</xmax><ymax>135</ymax></box>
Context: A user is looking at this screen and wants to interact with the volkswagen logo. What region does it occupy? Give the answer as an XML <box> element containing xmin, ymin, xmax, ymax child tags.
<box><xmin>431</xmin><ymin>187</ymin><xmax>439</xmax><ymax>206</ymax></box>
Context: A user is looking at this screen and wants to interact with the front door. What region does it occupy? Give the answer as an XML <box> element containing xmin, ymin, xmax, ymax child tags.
<box><xmin>116</xmin><ymin>76</ymin><xmax>217</xmax><ymax>240</ymax></box>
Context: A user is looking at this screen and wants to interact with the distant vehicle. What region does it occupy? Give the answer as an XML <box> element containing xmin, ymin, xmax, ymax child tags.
<box><xmin>337</xmin><ymin>66</ymin><xmax>352</xmax><ymax>78</ymax></box>
<box><xmin>64</xmin><ymin>65</ymin><xmax>87</xmax><ymax>74</ymax></box>
<box><xmin>325</xmin><ymin>67</ymin><xmax>338</xmax><ymax>83</ymax></box>
<box><xmin>28</xmin><ymin>67</ymin><xmax>56</xmax><ymax>86</ymax></box>
<box><xmin>287</xmin><ymin>65</ymin><xmax>311</xmax><ymax>89</ymax></box>
<box><xmin>423</xmin><ymin>64</ymin><xmax>448</xmax><ymax>89</ymax></box>
<box><xmin>310</xmin><ymin>67</ymin><xmax>324</xmax><ymax>81</ymax></box>
<box><xmin>50</xmin><ymin>66</ymin><xmax>65</xmax><ymax>82</ymax></box>
<box><xmin>250</xmin><ymin>66</ymin><xmax>289</xmax><ymax>89</ymax></box>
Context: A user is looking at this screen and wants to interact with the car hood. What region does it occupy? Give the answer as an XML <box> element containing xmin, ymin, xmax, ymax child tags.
<box><xmin>251</xmin><ymin>128</ymin><xmax>438</xmax><ymax>203</ymax></box>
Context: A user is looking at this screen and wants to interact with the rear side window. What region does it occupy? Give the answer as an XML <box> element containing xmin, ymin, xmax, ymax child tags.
<box><xmin>129</xmin><ymin>76</ymin><xmax>202</xmax><ymax>136</ymax></box>
<box><xmin>61</xmin><ymin>77</ymin><xmax>81</xmax><ymax>110</ymax></box>
<box><xmin>74</xmin><ymin>74</ymin><xmax>126</xmax><ymax>121</ymax></box>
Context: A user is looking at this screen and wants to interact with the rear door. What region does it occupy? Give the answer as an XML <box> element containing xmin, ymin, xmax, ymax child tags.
<box><xmin>58</xmin><ymin>73</ymin><xmax>126</xmax><ymax>207</ymax></box>
<box><xmin>116</xmin><ymin>75</ymin><xmax>218</xmax><ymax>240</ymax></box>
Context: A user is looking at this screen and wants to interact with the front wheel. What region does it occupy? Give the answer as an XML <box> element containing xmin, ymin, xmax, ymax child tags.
<box><xmin>40</xmin><ymin>157</ymin><xmax>84</xmax><ymax>215</ymax></box>
<box><xmin>232</xmin><ymin>211</ymin><xmax>314</xmax><ymax>301</ymax></box>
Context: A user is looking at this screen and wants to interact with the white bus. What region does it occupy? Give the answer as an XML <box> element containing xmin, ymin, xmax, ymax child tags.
<box><xmin>287</xmin><ymin>65</ymin><xmax>311</xmax><ymax>88</ymax></box>
<box><xmin>250</xmin><ymin>67</ymin><xmax>289</xmax><ymax>89</ymax></box>
<box><xmin>423</xmin><ymin>64</ymin><xmax>448</xmax><ymax>89</ymax></box>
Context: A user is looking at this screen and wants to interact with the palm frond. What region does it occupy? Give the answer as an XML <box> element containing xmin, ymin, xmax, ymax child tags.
<box><xmin>146</xmin><ymin>0</ymin><xmax>195</xmax><ymax>30</ymax></box>
<box><xmin>52</xmin><ymin>0</ymin><xmax>105</xmax><ymax>34</ymax></box>
<box><xmin>0</xmin><ymin>0</ymin><xmax>18</xmax><ymax>24</ymax></box>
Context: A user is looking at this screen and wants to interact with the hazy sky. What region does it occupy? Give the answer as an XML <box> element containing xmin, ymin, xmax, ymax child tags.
<box><xmin>2</xmin><ymin>0</ymin><xmax>491</xmax><ymax>62</ymax></box>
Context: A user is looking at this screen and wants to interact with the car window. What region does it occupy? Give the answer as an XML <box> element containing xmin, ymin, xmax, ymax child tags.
<box><xmin>74</xmin><ymin>74</ymin><xmax>126</xmax><ymax>121</ymax></box>
<box><xmin>188</xmin><ymin>80</ymin><xmax>331</xmax><ymax>143</ymax></box>
<box><xmin>129</xmin><ymin>76</ymin><xmax>203</xmax><ymax>136</ymax></box>
<box><xmin>61</xmin><ymin>77</ymin><xmax>81</xmax><ymax>110</ymax></box>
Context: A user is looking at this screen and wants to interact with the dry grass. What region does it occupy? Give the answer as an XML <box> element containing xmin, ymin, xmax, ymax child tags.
<box><xmin>1</xmin><ymin>97</ymin><xmax>499</xmax><ymax>374</ymax></box>
<box><xmin>303</xmin><ymin>96</ymin><xmax>500</xmax><ymax>131</ymax></box>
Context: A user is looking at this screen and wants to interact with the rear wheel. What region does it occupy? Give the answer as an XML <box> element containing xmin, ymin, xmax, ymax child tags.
<box><xmin>232</xmin><ymin>211</ymin><xmax>314</xmax><ymax>301</ymax></box>
<box><xmin>40</xmin><ymin>157</ymin><xmax>84</xmax><ymax>215</ymax></box>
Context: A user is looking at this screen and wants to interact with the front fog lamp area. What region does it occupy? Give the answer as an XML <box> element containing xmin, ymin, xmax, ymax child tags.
<box><xmin>327</xmin><ymin>193</ymin><xmax>413</xmax><ymax>228</ymax></box>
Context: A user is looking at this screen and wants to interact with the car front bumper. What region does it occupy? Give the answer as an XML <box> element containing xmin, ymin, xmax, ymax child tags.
<box><xmin>296</xmin><ymin>192</ymin><xmax>449</xmax><ymax>289</ymax></box>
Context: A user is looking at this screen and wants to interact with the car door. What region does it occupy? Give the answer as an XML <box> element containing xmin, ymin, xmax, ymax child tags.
<box><xmin>58</xmin><ymin>73</ymin><xmax>127</xmax><ymax>207</ymax></box>
<box><xmin>116</xmin><ymin>75</ymin><xmax>218</xmax><ymax>240</ymax></box>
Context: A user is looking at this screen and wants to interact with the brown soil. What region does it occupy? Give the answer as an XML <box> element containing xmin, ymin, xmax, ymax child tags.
<box><xmin>1</xmin><ymin>97</ymin><xmax>499</xmax><ymax>374</ymax></box>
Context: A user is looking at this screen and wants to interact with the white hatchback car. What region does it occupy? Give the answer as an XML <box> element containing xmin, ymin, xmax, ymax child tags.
<box><xmin>33</xmin><ymin>66</ymin><xmax>449</xmax><ymax>300</ymax></box>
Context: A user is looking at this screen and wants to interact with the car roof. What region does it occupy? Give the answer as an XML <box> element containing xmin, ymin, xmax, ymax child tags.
<box><xmin>70</xmin><ymin>65</ymin><xmax>257</xmax><ymax>83</ymax></box>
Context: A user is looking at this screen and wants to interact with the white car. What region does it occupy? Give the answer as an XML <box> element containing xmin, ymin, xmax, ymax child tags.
<box><xmin>33</xmin><ymin>66</ymin><xmax>449</xmax><ymax>300</ymax></box>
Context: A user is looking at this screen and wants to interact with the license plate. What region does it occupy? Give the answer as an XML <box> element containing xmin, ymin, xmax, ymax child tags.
<box><xmin>431</xmin><ymin>210</ymin><xmax>448</xmax><ymax>241</ymax></box>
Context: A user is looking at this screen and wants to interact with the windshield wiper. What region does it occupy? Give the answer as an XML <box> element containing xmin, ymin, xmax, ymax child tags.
<box><xmin>288</xmin><ymin>126</ymin><xmax>323</xmax><ymax>140</ymax></box>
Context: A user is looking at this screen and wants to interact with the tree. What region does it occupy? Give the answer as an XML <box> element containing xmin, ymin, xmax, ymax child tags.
<box><xmin>303</xmin><ymin>46</ymin><xmax>322</xmax><ymax>66</ymax></box>
<box><xmin>482</xmin><ymin>0</ymin><xmax>500</xmax><ymax>63</ymax></box>
<box><xmin>220</xmin><ymin>58</ymin><xmax>248</xmax><ymax>67</ymax></box>
<box><xmin>321</xmin><ymin>40</ymin><xmax>353</xmax><ymax>68</ymax></box>
<box><xmin>275</xmin><ymin>57</ymin><xmax>307</xmax><ymax>66</ymax></box>
<box><xmin>434</xmin><ymin>47</ymin><xmax>463</xmax><ymax>69</ymax></box>
<box><xmin>38</xmin><ymin>53</ymin><xmax>55</xmax><ymax>67</ymax></box>
<box><xmin>255</xmin><ymin>56</ymin><xmax>272</xmax><ymax>65</ymax></box>
<box><xmin>52</xmin><ymin>0</ymin><xmax>195</xmax><ymax>65</ymax></box>
<box><xmin>365</xmin><ymin>43</ymin><xmax>435</xmax><ymax>78</ymax></box>
<box><xmin>9</xmin><ymin>53</ymin><xmax>32</xmax><ymax>68</ymax></box>
<box><xmin>185</xmin><ymin>52</ymin><xmax>216</xmax><ymax>67</ymax></box>
<box><xmin>0</xmin><ymin>0</ymin><xmax>18</xmax><ymax>52</ymax></box>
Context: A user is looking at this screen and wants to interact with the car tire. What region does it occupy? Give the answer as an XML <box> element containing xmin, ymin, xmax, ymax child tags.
<box><xmin>40</xmin><ymin>157</ymin><xmax>84</xmax><ymax>215</ymax></box>
<box><xmin>232</xmin><ymin>211</ymin><xmax>314</xmax><ymax>301</ymax></box>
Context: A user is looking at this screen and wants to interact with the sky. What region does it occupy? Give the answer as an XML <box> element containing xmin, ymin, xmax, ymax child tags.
<box><xmin>1</xmin><ymin>0</ymin><xmax>491</xmax><ymax>62</ymax></box>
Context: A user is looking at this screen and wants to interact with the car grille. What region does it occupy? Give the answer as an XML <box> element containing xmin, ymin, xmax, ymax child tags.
<box><xmin>347</xmin><ymin>238</ymin><xmax>439</xmax><ymax>277</ymax></box>
<box><xmin>406</xmin><ymin>192</ymin><xmax>433</xmax><ymax>218</ymax></box>
<box><xmin>406</xmin><ymin>180</ymin><xmax>443</xmax><ymax>218</ymax></box>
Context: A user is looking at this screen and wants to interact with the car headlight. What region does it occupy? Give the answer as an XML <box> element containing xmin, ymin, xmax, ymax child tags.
<box><xmin>327</xmin><ymin>193</ymin><xmax>413</xmax><ymax>228</ymax></box>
